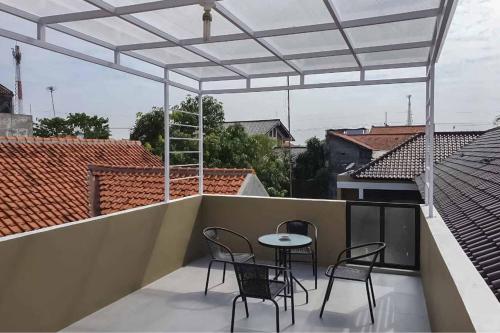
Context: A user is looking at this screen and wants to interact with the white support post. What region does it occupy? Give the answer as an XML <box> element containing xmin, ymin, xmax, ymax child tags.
<box><xmin>37</xmin><ymin>23</ymin><xmax>46</xmax><ymax>41</ymax></box>
<box><xmin>164</xmin><ymin>69</ymin><xmax>170</xmax><ymax>202</ymax></box>
<box><xmin>425</xmin><ymin>64</ymin><xmax>435</xmax><ymax>217</ymax></box>
<box><xmin>114</xmin><ymin>49</ymin><xmax>120</xmax><ymax>65</ymax></box>
<box><xmin>198</xmin><ymin>82</ymin><xmax>204</xmax><ymax>195</ymax></box>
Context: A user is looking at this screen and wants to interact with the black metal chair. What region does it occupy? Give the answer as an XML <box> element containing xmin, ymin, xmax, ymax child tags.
<box><xmin>319</xmin><ymin>242</ymin><xmax>386</xmax><ymax>324</ymax></box>
<box><xmin>231</xmin><ymin>262</ymin><xmax>294</xmax><ymax>333</ymax></box>
<box><xmin>203</xmin><ymin>227</ymin><xmax>255</xmax><ymax>295</ymax></box>
<box><xmin>276</xmin><ymin>220</ymin><xmax>318</xmax><ymax>289</ymax></box>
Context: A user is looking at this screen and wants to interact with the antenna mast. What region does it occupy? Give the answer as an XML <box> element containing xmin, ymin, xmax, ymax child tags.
<box><xmin>47</xmin><ymin>86</ymin><xmax>56</xmax><ymax>117</ymax></box>
<box><xmin>12</xmin><ymin>45</ymin><xmax>23</xmax><ymax>114</ymax></box>
<box><xmin>406</xmin><ymin>94</ymin><xmax>413</xmax><ymax>126</ymax></box>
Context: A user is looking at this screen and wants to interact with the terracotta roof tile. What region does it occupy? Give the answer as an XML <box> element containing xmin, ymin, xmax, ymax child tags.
<box><xmin>369</xmin><ymin>125</ymin><xmax>426</xmax><ymax>135</ymax></box>
<box><xmin>352</xmin><ymin>132</ymin><xmax>483</xmax><ymax>180</ymax></box>
<box><xmin>0</xmin><ymin>136</ymin><xmax>162</xmax><ymax>237</ymax></box>
<box><xmin>89</xmin><ymin>165</ymin><xmax>253</xmax><ymax>215</ymax></box>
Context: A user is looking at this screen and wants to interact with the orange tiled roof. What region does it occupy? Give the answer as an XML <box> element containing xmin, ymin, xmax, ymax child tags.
<box><xmin>0</xmin><ymin>136</ymin><xmax>162</xmax><ymax>237</ymax></box>
<box><xmin>89</xmin><ymin>165</ymin><xmax>253</xmax><ymax>215</ymax></box>
<box><xmin>369</xmin><ymin>125</ymin><xmax>425</xmax><ymax>135</ymax></box>
<box><xmin>350</xmin><ymin>134</ymin><xmax>413</xmax><ymax>151</ymax></box>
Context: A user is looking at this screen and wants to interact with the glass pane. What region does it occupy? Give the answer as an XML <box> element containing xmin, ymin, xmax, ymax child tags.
<box><xmin>333</xmin><ymin>0</ymin><xmax>440</xmax><ymax>21</ymax></box>
<box><xmin>292</xmin><ymin>55</ymin><xmax>357</xmax><ymax>71</ymax></box>
<box><xmin>350</xmin><ymin>205</ymin><xmax>380</xmax><ymax>260</ymax></box>
<box><xmin>384</xmin><ymin>207</ymin><xmax>416</xmax><ymax>266</ymax></box>
<box><xmin>0</xmin><ymin>0</ymin><xmax>96</xmax><ymax>16</ymax></box>
<box><xmin>358</xmin><ymin>47</ymin><xmax>430</xmax><ymax>66</ymax></box>
<box><xmin>232</xmin><ymin>61</ymin><xmax>292</xmax><ymax>75</ymax></box>
<box><xmin>132</xmin><ymin>5</ymin><xmax>242</xmax><ymax>40</ymax></box>
<box><xmin>346</xmin><ymin>18</ymin><xmax>436</xmax><ymax>48</ymax></box>
<box><xmin>220</xmin><ymin>0</ymin><xmax>333</xmax><ymax>31</ymax></box>
<box><xmin>62</xmin><ymin>17</ymin><xmax>163</xmax><ymax>45</ymax></box>
<box><xmin>180</xmin><ymin>66</ymin><xmax>237</xmax><ymax>79</ymax></box>
<box><xmin>193</xmin><ymin>40</ymin><xmax>273</xmax><ymax>60</ymax></box>
<box><xmin>264</xmin><ymin>31</ymin><xmax>347</xmax><ymax>56</ymax></box>
<box><xmin>134</xmin><ymin>47</ymin><xmax>206</xmax><ymax>65</ymax></box>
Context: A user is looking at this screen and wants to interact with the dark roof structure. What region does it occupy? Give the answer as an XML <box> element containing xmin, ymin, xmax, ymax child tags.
<box><xmin>352</xmin><ymin>132</ymin><xmax>482</xmax><ymax>180</ymax></box>
<box><xmin>0</xmin><ymin>84</ymin><xmax>13</xmax><ymax>97</ymax></box>
<box><xmin>415</xmin><ymin>127</ymin><xmax>500</xmax><ymax>301</ymax></box>
<box><xmin>224</xmin><ymin>119</ymin><xmax>294</xmax><ymax>140</ymax></box>
<box><xmin>370</xmin><ymin>125</ymin><xmax>425</xmax><ymax>135</ymax></box>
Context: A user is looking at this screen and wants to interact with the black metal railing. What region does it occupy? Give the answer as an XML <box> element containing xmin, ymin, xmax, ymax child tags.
<box><xmin>346</xmin><ymin>201</ymin><xmax>420</xmax><ymax>270</ymax></box>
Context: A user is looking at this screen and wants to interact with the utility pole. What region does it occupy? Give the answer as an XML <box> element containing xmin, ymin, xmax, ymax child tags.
<box><xmin>406</xmin><ymin>94</ymin><xmax>413</xmax><ymax>126</ymax></box>
<box><xmin>47</xmin><ymin>86</ymin><xmax>56</xmax><ymax>117</ymax></box>
<box><xmin>12</xmin><ymin>45</ymin><xmax>23</xmax><ymax>114</ymax></box>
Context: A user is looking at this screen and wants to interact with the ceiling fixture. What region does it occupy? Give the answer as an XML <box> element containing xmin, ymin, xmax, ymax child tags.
<box><xmin>202</xmin><ymin>1</ymin><xmax>214</xmax><ymax>42</ymax></box>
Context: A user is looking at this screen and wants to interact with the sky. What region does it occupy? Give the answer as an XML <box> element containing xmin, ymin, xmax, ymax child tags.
<box><xmin>0</xmin><ymin>0</ymin><xmax>499</xmax><ymax>144</ymax></box>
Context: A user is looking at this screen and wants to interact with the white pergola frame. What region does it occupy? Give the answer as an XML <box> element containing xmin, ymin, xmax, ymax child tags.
<box><xmin>0</xmin><ymin>0</ymin><xmax>458</xmax><ymax>217</ymax></box>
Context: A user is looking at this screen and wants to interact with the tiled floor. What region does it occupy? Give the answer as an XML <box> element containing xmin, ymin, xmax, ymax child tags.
<box><xmin>63</xmin><ymin>258</ymin><xmax>430</xmax><ymax>332</ymax></box>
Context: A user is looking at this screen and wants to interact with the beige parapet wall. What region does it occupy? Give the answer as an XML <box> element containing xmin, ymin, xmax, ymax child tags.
<box><xmin>419</xmin><ymin>207</ymin><xmax>500</xmax><ymax>332</ymax></box>
<box><xmin>0</xmin><ymin>196</ymin><xmax>204</xmax><ymax>332</ymax></box>
<box><xmin>200</xmin><ymin>195</ymin><xmax>346</xmax><ymax>266</ymax></box>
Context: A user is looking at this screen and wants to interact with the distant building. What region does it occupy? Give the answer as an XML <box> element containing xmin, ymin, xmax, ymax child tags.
<box><xmin>0</xmin><ymin>84</ymin><xmax>13</xmax><ymax>114</ymax></box>
<box><xmin>0</xmin><ymin>83</ymin><xmax>32</xmax><ymax>136</ymax></box>
<box><xmin>338</xmin><ymin>131</ymin><xmax>483</xmax><ymax>202</ymax></box>
<box><xmin>325</xmin><ymin>125</ymin><xmax>424</xmax><ymax>198</ymax></box>
<box><xmin>224</xmin><ymin>119</ymin><xmax>294</xmax><ymax>146</ymax></box>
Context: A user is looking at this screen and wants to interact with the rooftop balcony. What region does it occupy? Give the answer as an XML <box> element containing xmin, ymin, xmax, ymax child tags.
<box><xmin>0</xmin><ymin>195</ymin><xmax>499</xmax><ymax>332</ymax></box>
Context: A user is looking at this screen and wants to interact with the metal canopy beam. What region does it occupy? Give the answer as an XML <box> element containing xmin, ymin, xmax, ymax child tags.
<box><xmin>82</xmin><ymin>0</ymin><xmax>249</xmax><ymax>79</ymax></box>
<box><xmin>115</xmin><ymin>8</ymin><xmax>440</xmax><ymax>52</ymax></box>
<box><xmin>202</xmin><ymin>77</ymin><xmax>427</xmax><ymax>95</ymax></box>
<box><xmin>323</xmin><ymin>0</ymin><xmax>362</xmax><ymax>70</ymax></box>
<box><xmin>213</xmin><ymin>3</ymin><xmax>302</xmax><ymax>75</ymax></box>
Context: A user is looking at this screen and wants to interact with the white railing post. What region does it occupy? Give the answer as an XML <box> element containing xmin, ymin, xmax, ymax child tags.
<box><xmin>164</xmin><ymin>69</ymin><xmax>170</xmax><ymax>202</ymax></box>
<box><xmin>425</xmin><ymin>63</ymin><xmax>435</xmax><ymax>217</ymax></box>
<box><xmin>198</xmin><ymin>82</ymin><xmax>204</xmax><ymax>195</ymax></box>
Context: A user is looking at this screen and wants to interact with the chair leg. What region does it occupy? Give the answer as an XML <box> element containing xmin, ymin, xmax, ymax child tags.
<box><xmin>284</xmin><ymin>289</ymin><xmax>287</xmax><ymax>311</ymax></box>
<box><xmin>204</xmin><ymin>260</ymin><xmax>214</xmax><ymax>295</ymax></box>
<box><xmin>319</xmin><ymin>277</ymin><xmax>334</xmax><ymax>318</ymax></box>
<box><xmin>231</xmin><ymin>295</ymin><xmax>241</xmax><ymax>333</ymax></box>
<box><xmin>313</xmin><ymin>253</ymin><xmax>318</xmax><ymax>290</ymax></box>
<box><xmin>290</xmin><ymin>277</ymin><xmax>295</xmax><ymax>324</ymax></box>
<box><xmin>368</xmin><ymin>276</ymin><xmax>376</xmax><ymax>307</ymax></box>
<box><xmin>271</xmin><ymin>299</ymin><xmax>280</xmax><ymax>332</ymax></box>
<box><xmin>222</xmin><ymin>262</ymin><xmax>227</xmax><ymax>283</ymax></box>
<box><xmin>243</xmin><ymin>296</ymin><xmax>249</xmax><ymax>317</ymax></box>
<box><xmin>366</xmin><ymin>281</ymin><xmax>374</xmax><ymax>324</ymax></box>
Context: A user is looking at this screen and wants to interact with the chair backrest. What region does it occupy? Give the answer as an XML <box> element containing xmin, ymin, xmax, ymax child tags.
<box><xmin>346</xmin><ymin>242</ymin><xmax>386</xmax><ymax>272</ymax></box>
<box><xmin>233</xmin><ymin>262</ymin><xmax>271</xmax><ymax>299</ymax></box>
<box><xmin>203</xmin><ymin>227</ymin><xmax>233</xmax><ymax>261</ymax></box>
<box><xmin>276</xmin><ymin>220</ymin><xmax>317</xmax><ymax>242</ymax></box>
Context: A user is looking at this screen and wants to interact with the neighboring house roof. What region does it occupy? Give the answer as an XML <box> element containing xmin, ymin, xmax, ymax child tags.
<box><xmin>348</xmin><ymin>134</ymin><xmax>413</xmax><ymax>151</ymax></box>
<box><xmin>369</xmin><ymin>125</ymin><xmax>425</xmax><ymax>135</ymax></box>
<box><xmin>415</xmin><ymin>127</ymin><xmax>500</xmax><ymax>301</ymax></box>
<box><xmin>352</xmin><ymin>131</ymin><xmax>483</xmax><ymax>180</ymax></box>
<box><xmin>0</xmin><ymin>84</ymin><xmax>13</xmax><ymax>97</ymax></box>
<box><xmin>0</xmin><ymin>136</ymin><xmax>162</xmax><ymax>237</ymax></box>
<box><xmin>326</xmin><ymin>131</ymin><xmax>373</xmax><ymax>150</ymax></box>
<box><xmin>224</xmin><ymin>119</ymin><xmax>294</xmax><ymax>140</ymax></box>
<box><xmin>88</xmin><ymin>165</ymin><xmax>257</xmax><ymax>215</ymax></box>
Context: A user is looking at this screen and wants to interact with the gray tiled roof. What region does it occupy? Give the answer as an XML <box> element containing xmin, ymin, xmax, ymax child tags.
<box><xmin>224</xmin><ymin>119</ymin><xmax>293</xmax><ymax>140</ymax></box>
<box><xmin>352</xmin><ymin>132</ymin><xmax>482</xmax><ymax>180</ymax></box>
<box><xmin>415</xmin><ymin>127</ymin><xmax>500</xmax><ymax>301</ymax></box>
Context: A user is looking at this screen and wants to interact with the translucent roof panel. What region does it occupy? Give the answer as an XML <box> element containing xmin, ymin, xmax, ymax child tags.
<box><xmin>264</xmin><ymin>31</ymin><xmax>348</xmax><ymax>56</ymax></box>
<box><xmin>132</xmin><ymin>5</ymin><xmax>242</xmax><ymax>40</ymax></box>
<box><xmin>0</xmin><ymin>0</ymin><xmax>96</xmax><ymax>16</ymax></box>
<box><xmin>180</xmin><ymin>66</ymin><xmax>238</xmax><ymax>79</ymax></box>
<box><xmin>233</xmin><ymin>61</ymin><xmax>293</xmax><ymax>75</ymax></box>
<box><xmin>220</xmin><ymin>0</ymin><xmax>333</xmax><ymax>31</ymax></box>
<box><xmin>291</xmin><ymin>55</ymin><xmax>358</xmax><ymax>71</ymax></box>
<box><xmin>333</xmin><ymin>0</ymin><xmax>440</xmax><ymax>21</ymax></box>
<box><xmin>104</xmin><ymin>0</ymin><xmax>158</xmax><ymax>6</ymax></box>
<box><xmin>61</xmin><ymin>17</ymin><xmax>163</xmax><ymax>45</ymax></box>
<box><xmin>346</xmin><ymin>18</ymin><xmax>436</xmax><ymax>48</ymax></box>
<box><xmin>193</xmin><ymin>40</ymin><xmax>273</xmax><ymax>61</ymax></box>
<box><xmin>358</xmin><ymin>47</ymin><xmax>430</xmax><ymax>66</ymax></box>
<box><xmin>134</xmin><ymin>47</ymin><xmax>206</xmax><ymax>65</ymax></box>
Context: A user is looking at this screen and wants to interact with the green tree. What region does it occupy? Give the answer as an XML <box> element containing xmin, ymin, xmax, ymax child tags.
<box><xmin>33</xmin><ymin>113</ymin><xmax>110</xmax><ymax>139</ymax></box>
<box><xmin>293</xmin><ymin>137</ymin><xmax>329</xmax><ymax>198</ymax></box>
<box><xmin>130</xmin><ymin>95</ymin><xmax>225</xmax><ymax>161</ymax></box>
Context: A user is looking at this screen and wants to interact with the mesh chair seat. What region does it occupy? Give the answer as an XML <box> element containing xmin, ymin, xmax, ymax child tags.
<box><xmin>290</xmin><ymin>246</ymin><xmax>313</xmax><ymax>255</ymax></box>
<box><xmin>326</xmin><ymin>264</ymin><xmax>370</xmax><ymax>281</ymax></box>
<box><xmin>219</xmin><ymin>252</ymin><xmax>254</xmax><ymax>263</ymax></box>
<box><xmin>269</xmin><ymin>280</ymin><xmax>286</xmax><ymax>298</ymax></box>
